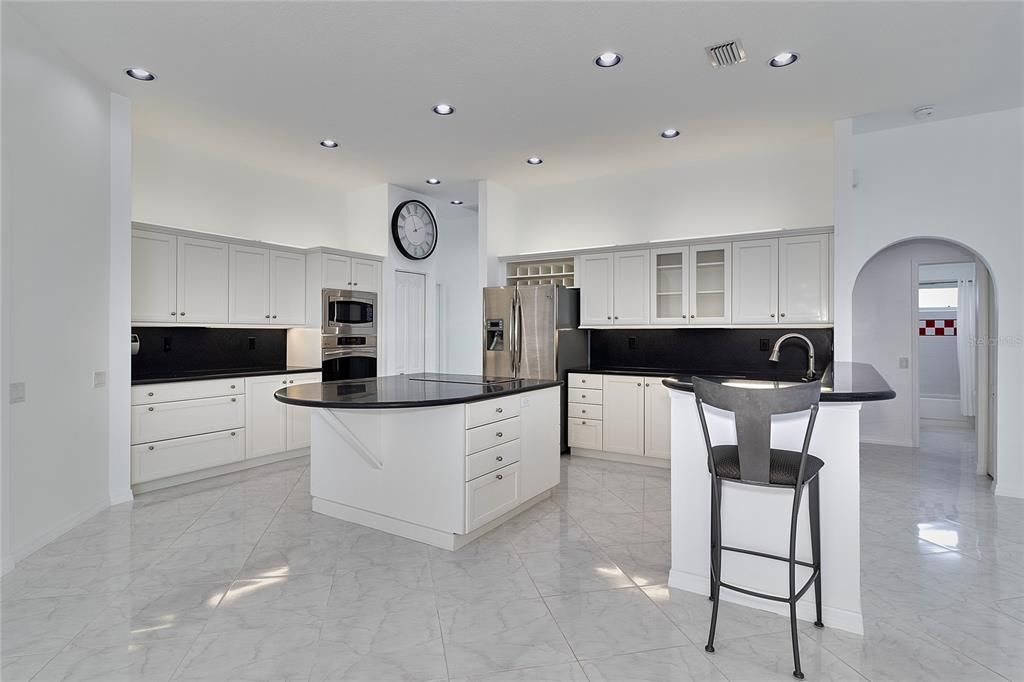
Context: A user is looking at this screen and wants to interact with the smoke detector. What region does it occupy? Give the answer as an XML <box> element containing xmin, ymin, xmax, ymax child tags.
<box><xmin>705</xmin><ymin>39</ymin><xmax>747</xmax><ymax>67</ymax></box>
<box><xmin>913</xmin><ymin>105</ymin><xmax>936</xmax><ymax>121</ymax></box>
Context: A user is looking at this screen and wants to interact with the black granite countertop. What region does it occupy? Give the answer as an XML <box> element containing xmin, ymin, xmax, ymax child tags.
<box><xmin>274</xmin><ymin>373</ymin><xmax>562</xmax><ymax>409</ymax></box>
<box><xmin>656</xmin><ymin>362</ymin><xmax>894</xmax><ymax>403</ymax></box>
<box><xmin>132</xmin><ymin>366</ymin><xmax>321</xmax><ymax>386</ymax></box>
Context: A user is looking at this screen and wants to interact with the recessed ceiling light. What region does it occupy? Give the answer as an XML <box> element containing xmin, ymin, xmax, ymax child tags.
<box><xmin>526</xmin><ymin>157</ymin><xmax>543</xmax><ymax>165</ymax></box>
<box><xmin>768</xmin><ymin>52</ymin><xmax>799</xmax><ymax>68</ymax></box>
<box><xmin>913</xmin><ymin>105</ymin><xmax>936</xmax><ymax>120</ymax></box>
<box><xmin>425</xmin><ymin>178</ymin><xmax>441</xmax><ymax>185</ymax></box>
<box><xmin>125</xmin><ymin>67</ymin><xmax>156</xmax><ymax>81</ymax></box>
<box><xmin>594</xmin><ymin>52</ymin><xmax>622</xmax><ymax>68</ymax></box>
<box><xmin>450</xmin><ymin>200</ymin><xmax>464</xmax><ymax>205</ymax></box>
<box><xmin>319</xmin><ymin>139</ymin><xmax>339</xmax><ymax>148</ymax></box>
<box><xmin>433</xmin><ymin>103</ymin><xmax>455</xmax><ymax>115</ymax></box>
<box><xmin>660</xmin><ymin>129</ymin><xmax>680</xmax><ymax>139</ymax></box>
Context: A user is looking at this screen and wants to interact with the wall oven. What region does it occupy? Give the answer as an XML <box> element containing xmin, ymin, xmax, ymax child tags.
<box><xmin>321</xmin><ymin>335</ymin><xmax>377</xmax><ymax>382</ymax></box>
<box><xmin>322</xmin><ymin>289</ymin><xmax>376</xmax><ymax>336</ymax></box>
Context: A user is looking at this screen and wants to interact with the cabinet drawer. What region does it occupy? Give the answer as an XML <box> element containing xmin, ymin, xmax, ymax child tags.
<box><xmin>466</xmin><ymin>440</ymin><xmax>521</xmax><ymax>481</ymax></box>
<box><xmin>131</xmin><ymin>395</ymin><xmax>245</xmax><ymax>445</ymax></box>
<box><xmin>568</xmin><ymin>373</ymin><xmax>598</xmax><ymax>389</ymax></box>
<box><xmin>568</xmin><ymin>417</ymin><xmax>603</xmax><ymax>450</ymax></box>
<box><xmin>466</xmin><ymin>416</ymin><xmax>521</xmax><ymax>455</ymax></box>
<box><xmin>568</xmin><ymin>388</ymin><xmax>602</xmax><ymax>405</ymax></box>
<box><xmin>466</xmin><ymin>461</ymin><xmax>521</xmax><ymax>532</ymax></box>
<box><xmin>131</xmin><ymin>428</ymin><xmax>244</xmax><ymax>484</ymax></box>
<box><xmin>280</xmin><ymin>372</ymin><xmax>322</xmax><ymax>386</ymax></box>
<box><xmin>132</xmin><ymin>378</ymin><xmax>244</xmax><ymax>406</ymax></box>
<box><xmin>466</xmin><ymin>395</ymin><xmax>521</xmax><ymax>429</ymax></box>
<box><xmin>567</xmin><ymin>403</ymin><xmax>602</xmax><ymax>420</ymax></box>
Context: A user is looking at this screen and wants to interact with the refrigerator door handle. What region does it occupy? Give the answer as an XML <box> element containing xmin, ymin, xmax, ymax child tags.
<box><xmin>509</xmin><ymin>292</ymin><xmax>519</xmax><ymax>376</ymax></box>
<box><xmin>516</xmin><ymin>289</ymin><xmax>525</xmax><ymax>377</ymax></box>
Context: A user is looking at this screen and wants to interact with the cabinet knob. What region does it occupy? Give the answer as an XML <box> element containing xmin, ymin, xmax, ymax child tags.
<box><xmin>496</xmin><ymin>474</ymin><xmax>503</xmax><ymax>480</ymax></box>
<box><xmin>690</xmin><ymin>314</ymin><xmax>695</xmax><ymax>319</ymax></box>
<box><xmin>581</xmin><ymin>420</ymin><xmax>587</xmax><ymax>425</ymax></box>
<box><xmin>353</xmin><ymin>283</ymin><xmax>358</xmax><ymax>287</ymax></box>
<box><xmin>614</xmin><ymin>316</ymin><xmax>619</xmax><ymax>320</ymax></box>
<box><xmin>179</xmin><ymin>312</ymin><xmax>185</xmax><ymax>317</ymax></box>
<box><xmin>147</xmin><ymin>392</ymin><xmax>154</xmax><ymax>397</ymax></box>
<box><xmin>272</xmin><ymin>315</ymin><xmax>277</xmax><ymax>319</ymax></box>
<box><xmin>770</xmin><ymin>313</ymin><xmax>776</xmax><ymax>318</ymax></box>
<box><xmin>581</xmin><ymin>409</ymin><xmax>586</xmax><ymax>414</ymax></box>
<box><xmin>645</xmin><ymin>383</ymin><xmax>650</xmax><ymax>387</ymax></box>
<box><xmin>607</xmin><ymin>316</ymin><xmax>611</xmax><ymax>320</ymax></box>
<box><xmin>496</xmin><ymin>432</ymin><xmax>503</xmax><ymax>438</ymax></box>
<box><xmin>780</xmin><ymin>312</ymin><xmax>786</xmax><ymax>318</ymax></box>
<box><xmin>496</xmin><ymin>407</ymin><xmax>503</xmax><ymax>413</ymax></box>
<box><xmin>580</xmin><ymin>379</ymin><xmax>586</xmax><ymax>384</ymax></box>
<box><xmin>148</xmin><ymin>445</ymin><xmax>154</xmax><ymax>451</ymax></box>
<box><xmin>230</xmin><ymin>431</ymin><xmax>236</xmax><ymax>436</ymax></box>
<box><xmin>636</xmin><ymin>382</ymin><xmax>641</xmax><ymax>387</ymax></box>
<box><xmin>231</xmin><ymin>398</ymin><xmax>237</xmax><ymax>402</ymax></box>
<box><xmin>496</xmin><ymin>456</ymin><xmax>503</xmax><ymax>462</ymax></box>
<box><xmin>171</xmin><ymin>312</ymin><xmax>177</xmax><ymax>316</ymax></box>
<box><xmin>282</xmin><ymin>381</ymin><xmax>287</xmax><ymax>385</ymax></box>
<box><xmin>230</xmin><ymin>385</ymin><xmax>236</xmax><ymax>389</ymax></box>
<box><xmin>289</xmin><ymin>380</ymin><xmax>294</xmax><ymax>384</ymax></box>
<box><xmin>581</xmin><ymin>394</ymin><xmax>586</xmax><ymax>399</ymax></box>
<box><xmin>147</xmin><ymin>407</ymin><xmax>154</xmax><ymax>412</ymax></box>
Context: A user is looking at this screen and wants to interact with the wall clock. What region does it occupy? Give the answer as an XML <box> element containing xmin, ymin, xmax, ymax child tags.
<box><xmin>391</xmin><ymin>200</ymin><xmax>438</xmax><ymax>260</ymax></box>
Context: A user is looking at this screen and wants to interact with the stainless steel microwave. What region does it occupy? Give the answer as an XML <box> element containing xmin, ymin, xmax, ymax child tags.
<box><xmin>322</xmin><ymin>289</ymin><xmax>376</xmax><ymax>336</ymax></box>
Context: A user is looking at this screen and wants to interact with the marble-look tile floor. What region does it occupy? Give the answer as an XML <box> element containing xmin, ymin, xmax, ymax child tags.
<box><xmin>2</xmin><ymin>426</ymin><xmax>1022</xmax><ymax>681</ymax></box>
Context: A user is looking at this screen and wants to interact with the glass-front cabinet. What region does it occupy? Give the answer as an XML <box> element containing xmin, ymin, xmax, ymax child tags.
<box><xmin>650</xmin><ymin>246</ymin><xmax>689</xmax><ymax>324</ymax></box>
<box><xmin>689</xmin><ymin>243</ymin><xmax>732</xmax><ymax>324</ymax></box>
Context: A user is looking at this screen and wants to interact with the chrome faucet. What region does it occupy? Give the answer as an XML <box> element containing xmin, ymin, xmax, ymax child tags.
<box><xmin>769</xmin><ymin>333</ymin><xmax>816</xmax><ymax>380</ymax></box>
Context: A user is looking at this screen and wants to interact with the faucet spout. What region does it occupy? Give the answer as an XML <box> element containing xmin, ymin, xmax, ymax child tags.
<box><xmin>769</xmin><ymin>333</ymin><xmax>816</xmax><ymax>380</ymax></box>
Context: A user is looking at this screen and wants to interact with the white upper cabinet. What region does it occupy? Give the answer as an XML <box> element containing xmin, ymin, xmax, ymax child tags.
<box><xmin>732</xmin><ymin>239</ymin><xmax>779</xmax><ymax>324</ymax></box>
<box><xmin>779</xmin><ymin>234</ymin><xmax>830</xmax><ymax>323</ymax></box>
<box><xmin>323</xmin><ymin>254</ymin><xmax>352</xmax><ymax>289</ymax></box>
<box><xmin>177</xmin><ymin>237</ymin><xmax>229</xmax><ymax>324</ymax></box>
<box><xmin>601</xmin><ymin>375</ymin><xmax>645</xmax><ymax>456</ymax></box>
<box><xmin>229</xmin><ymin>245</ymin><xmax>271</xmax><ymax>324</ymax></box>
<box><xmin>270</xmin><ymin>251</ymin><xmax>306</xmax><ymax>325</ymax></box>
<box><xmin>580</xmin><ymin>253</ymin><xmax>615</xmax><ymax>326</ymax></box>
<box><xmin>689</xmin><ymin>243</ymin><xmax>731</xmax><ymax>324</ymax></box>
<box><xmin>132</xmin><ymin>230</ymin><xmax>177</xmax><ymax>323</ymax></box>
<box><xmin>651</xmin><ymin>246</ymin><xmax>689</xmax><ymax>325</ymax></box>
<box><xmin>612</xmin><ymin>250</ymin><xmax>650</xmax><ymax>325</ymax></box>
<box><xmin>350</xmin><ymin>258</ymin><xmax>380</xmax><ymax>293</ymax></box>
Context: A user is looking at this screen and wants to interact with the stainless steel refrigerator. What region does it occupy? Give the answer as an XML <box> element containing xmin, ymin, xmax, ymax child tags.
<box><xmin>483</xmin><ymin>285</ymin><xmax>587</xmax><ymax>452</ymax></box>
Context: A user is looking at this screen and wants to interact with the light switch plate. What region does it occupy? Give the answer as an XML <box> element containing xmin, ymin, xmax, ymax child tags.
<box><xmin>898</xmin><ymin>357</ymin><xmax>909</xmax><ymax>369</ymax></box>
<box><xmin>94</xmin><ymin>371</ymin><xmax>107</xmax><ymax>388</ymax></box>
<box><xmin>10</xmin><ymin>382</ymin><xmax>25</xmax><ymax>404</ymax></box>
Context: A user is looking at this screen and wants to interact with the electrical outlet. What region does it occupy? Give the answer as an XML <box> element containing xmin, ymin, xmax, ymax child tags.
<box><xmin>10</xmin><ymin>382</ymin><xmax>25</xmax><ymax>404</ymax></box>
<box><xmin>899</xmin><ymin>357</ymin><xmax>909</xmax><ymax>369</ymax></box>
<box><xmin>93</xmin><ymin>371</ymin><xmax>107</xmax><ymax>388</ymax></box>
<box><xmin>248</xmin><ymin>337</ymin><xmax>256</xmax><ymax>350</ymax></box>
<box><xmin>760</xmin><ymin>338</ymin><xmax>770</xmax><ymax>352</ymax></box>
<box><xmin>628</xmin><ymin>336</ymin><xmax>638</xmax><ymax>350</ymax></box>
<box><xmin>163</xmin><ymin>337</ymin><xmax>172</xmax><ymax>352</ymax></box>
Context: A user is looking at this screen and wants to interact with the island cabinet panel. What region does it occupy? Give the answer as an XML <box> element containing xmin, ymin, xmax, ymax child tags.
<box><xmin>466</xmin><ymin>462</ymin><xmax>521</xmax><ymax>532</ymax></box>
<box><xmin>517</xmin><ymin>385</ymin><xmax>561</xmax><ymax>501</ymax></box>
<box><xmin>132</xmin><ymin>429</ymin><xmax>244</xmax><ymax>484</ymax></box>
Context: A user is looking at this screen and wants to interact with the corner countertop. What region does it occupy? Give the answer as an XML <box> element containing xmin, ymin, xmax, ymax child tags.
<box><xmin>131</xmin><ymin>366</ymin><xmax>321</xmax><ymax>386</ymax></box>
<box><xmin>273</xmin><ymin>373</ymin><xmax>562</xmax><ymax>409</ymax></box>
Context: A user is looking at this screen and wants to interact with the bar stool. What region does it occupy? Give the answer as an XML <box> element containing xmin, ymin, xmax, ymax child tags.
<box><xmin>691</xmin><ymin>376</ymin><xmax>824</xmax><ymax>680</ymax></box>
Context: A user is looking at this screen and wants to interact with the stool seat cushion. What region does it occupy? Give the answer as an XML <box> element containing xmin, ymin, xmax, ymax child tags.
<box><xmin>710</xmin><ymin>445</ymin><xmax>824</xmax><ymax>486</ymax></box>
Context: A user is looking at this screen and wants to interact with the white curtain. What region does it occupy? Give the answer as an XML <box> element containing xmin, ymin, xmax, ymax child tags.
<box><xmin>956</xmin><ymin>277</ymin><xmax>977</xmax><ymax>417</ymax></box>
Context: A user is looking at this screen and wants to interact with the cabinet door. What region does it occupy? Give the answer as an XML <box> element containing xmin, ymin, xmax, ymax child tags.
<box><xmin>779</xmin><ymin>234</ymin><xmax>830</xmax><ymax>323</ymax></box>
<box><xmin>229</xmin><ymin>245</ymin><xmax>270</xmax><ymax>324</ymax></box>
<box><xmin>322</xmin><ymin>254</ymin><xmax>351</xmax><ymax>289</ymax></box>
<box><xmin>517</xmin><ymin>387</ymin><xmax>560</xmax><ymax>500</ymax></box>
<box><xmin>601</xmin><ymin>375</ymin><xmax>645</xmax><ymax>456</ymax></box>
<box><xmin>131</xmin><ymin>230</ymin><xmax>177</xmax><ymax>323</ymax></box>
<box><xmin>466</xmin><ymin>462</ymin><xmax>521</xmax><ymax>532</ymax></box>
<box><xmin>689</xmin><ymin>243</ymin><xmax>732</xmax><ymax>324</ymax></box>
<box><xmin>580</xmin><ymin>253</ymin><xmax>614</xmax><ymax>326</ymax></box>
<box><xmin>612</xmin><ymin>250</ymin><xmax>650</xmax><ymax>325</ymax></box>
<box><xmin>177</xmin><ymin>237</ymin><xmax>229</xmax><ymax>323</ymax></box>
<box><xmin>651</xmin><ymin>247</ymin><xmax>689</xmax><ymax>324</ymax></box>
<box><xmin>245</xmin><ymin>375</ymin><xmax>288</xmax><ymax>458</ymax></box>
<box><xmin>732</xmin><ymin>239</ymin><xmax>779</xmax><ymax>324</ymax></box>
<box><xmin>643</xmin><ymin>378</ymin><xmax>672</xmax><ymax>459</ymax></box>
<box><xmin>350</xmin><ymin>258</ymin><xmax>380</xmax><ymax>293</ymax></box>
<box><xmin>270</xmin><ymin>251</ymin><xmax>307</xmax><ymax>325</ymax></box>
<box><xmin>285</xmin><ymin>373</ymin><xmax>321</xmax><ymax>450</ymax></box>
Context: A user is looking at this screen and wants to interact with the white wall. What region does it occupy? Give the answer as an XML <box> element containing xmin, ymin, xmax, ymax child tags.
<box><xmin>479</xmin><ymin>180</ymin><xmax>519</xmax><ymax>286</ymax></box>
<box><xmin>835</xmin><ymin>108</ymin><xmax>1024</xmax><ymax>497</ymax></box>
<box><xmin>852</xmin><ymin>240</ymin><xmax>974</xmax><ymax>446</ymax></box>
<box><xmin>133</xmin><ymin>133</ymin><xmax>348</xmax><ymax>249</ymax></box>
<box><xmin>511</xmin><ymin>137</ymin><xmax>834</xmax><ymax>255</ymax></box>
<box><xmin>2</xmin><ymin>7</ymin><xmax>115</xmax><ymax>566</ymax></box>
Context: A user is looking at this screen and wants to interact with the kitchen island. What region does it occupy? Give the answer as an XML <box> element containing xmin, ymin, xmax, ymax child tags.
<box><xmin>663</xmin><ymin>362</ymin><xmax>894</xmax><ymax>635</ymax></box>
<box><xmin>274</xmin><ymin>373</ymin><xmax>562</xmax><ymax>550</ymax></box>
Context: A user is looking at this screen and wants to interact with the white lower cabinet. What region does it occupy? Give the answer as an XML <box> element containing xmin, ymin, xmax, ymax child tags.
<box><xmin>285</xmin><ymin>373</ymin><xmax>323</xmax><ymax>450</ymax></box>
<box><xmin>132</xmin><ymin>429</ymin><xmax>244</xmax><ymax>484</ymax></box>
<box><xmin>466</xmin><ymin>461</ymin><xmax>521</xmax><ymax>532</ymax></box>
<box><xmin>601</xmin><ymin>375</ymin><xmax>645</xmax><ymax>456</ymax></box>
<box><xmin>130</xmin><ymin>394</ymin><xmax>244</xmax><ymax>445</ymax></box>
<box><xmin>245</xmin><ymin>375</ymin><xmax>289</xmax><ymax>458</ymax></box>
<box><xmin>643</xmin><ymin>379</ymin><xmax>672</xmax><ymax>459</ymax></box>
<box><xmin>567</xmin><ymin>372</ymin><xmax>671</xmax><ymax>464</ymax></box>
<box><xmin>568</xmin><ymin>418</ymin><xmax>603</xmax><ymax>450</ymax></box>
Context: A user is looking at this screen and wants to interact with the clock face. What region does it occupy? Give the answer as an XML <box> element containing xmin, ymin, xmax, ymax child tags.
<box><xmin>391</xmin><ymin>200</ymin><xmax>438</xmax><ymax>260</ymax></box>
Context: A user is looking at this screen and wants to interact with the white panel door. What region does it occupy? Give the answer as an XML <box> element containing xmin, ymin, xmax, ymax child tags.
<box><xmin>323</xmin><ymin>254</ymin><xmax>352</xmax><ymax>289</ymax></box>
<box><xmin>779</xmin><ymin>234</ymin><xmax>831</xmax><ymax>323</ymax></box>
<box><xmin>650</xmin><ymin>246</ymin><xmax>689</xmax><ymax>325</ymax></box>
<box><xmin>393</xmin><ymin>270</ymin><xmax>426</xmax><ymax>375</ymax></box>
<box><xmin>245</xmin><ymin>375</ymin><xmax>288</xmax><ymax>458</ymax></box>
<box><xmin>270</xmin><ymin>251</ymin><xmax>307</xmax><ymax>325</ymax></box>
<box><xmin>601</xmin><ymin>375</ymin><xmax>645</xmax><ymax>456</ymax></box>
<box><xmin>580</xmin><ymin>253</ymin><xmax>614</xmax><ymax>326</ymax></box>
<box><xmin>732</xmin><ymin>239</ymin><xmax>779</xmax><ymax>324</ymax></box>
<box><xmin>643</xmin><ymin>378</ymin><xmax>672</xmax><ymax>459</ymax></box>
<box><xmin>285</xmin><ymin>373</ymin><xmax>322</xmax><ymax>450</ymax></box>
<box><xmin>131</xmin><ymin>230</ymin><xmax>177</xmax><ymax>323</ymax></box>
<box><xmin>689</xmin><ymin>243</ymin><xmax>732</xmax><ymax>324</ymax></box>
<box><xmin>613</xmin><ymin>250</ymin><xmax>650</xmax><ymax>325</ymax></box>
<box><xmin>229</xmin><ymin>245</ymin><xmax>270</xmax><ymax>324</ymax></box>
<box><xmin>350</xmin><ymin>258</ymin><xmax>380</xmax><ymax>293</ymax></box>
<box><xmin>177</xmin><ymin>237</ymin><xmax>229</xmax><ymax>323</ymax></box>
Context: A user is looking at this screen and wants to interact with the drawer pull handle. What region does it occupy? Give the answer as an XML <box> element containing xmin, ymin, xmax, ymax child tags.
<box><xmin>496</xmin><ymin>456</ymin><xmax>503</xmax><ymax>462</ymax></box>
<box><xmin>148</xmin><ymin>445</ymin><xmax>154</xmax><ymax>451</ymax></box>
<box><xmin>272</xmin><ymin>315</ymin><xmax>277</xmax><ymax>319</ymax></box>
<box><xmin>147</xmin><ymin>392</ymin><xmax>154</xmax><ymax>397</ymax></box>
<box><xmin>231</xmin><ymin>398</ymin><xmax>237</xmax><ymax>402</ymax></box>
<box><xmin>180</xmin><ymin>312</ymin><xmax>185</xmax><ymax>317</ymax></box>
<box><xmin>171</xmin><ymin>312</ymin><xmax>177</xmax><ymax>316</ymax></box>
<box><xmin>289</xmin><ymin>380</ymin><xmax>294</xmax><ymax>384</ymax></box>
<box><xmin>581</xmin><ymin>379</ymin><xmax>586</xmax><ymax>383</ymax></box>
<box><xmin>636</xmin><ymin>382</ymin><xmax>641</xmax><ymax>386</ymax></box>
<box><xmin>230</xmin><ymin>385</ymin><xmax>236</xmax><ymax>389</ymax></box>
<box><xmin>581</xmin><ymin>420</ymin><xmax>587</xmax><ymax>425</ymax></box>
<box><xmin>496</xmin><ymin>474</ymin><xmax>503</xmax><ymax>480</ymax></box>
<box><xmin>496</xmin><ymin>432</ymin><xmax>503</xmax><ymax>438</ymax></box>
<box><xmin>230</xmin><ymin>431</ymin><xmax>236</xmax><ymax>436</ymax></box>
<box><xmin>582</xmin><ymin>409</ymin><xmax>586</xmax><ymax>414</ymax></box>
<box><xmin>147</xmin><ymin>407</ymin><xmax>154</xmax><ymax>412</ymax></box>
<box><xmin>496</xmin><ymin>407</ymin><xmax>503</xmax><ymax>413</ymax></box>
<box><xmin>581</xmin><ymin>394</ymin><xmax>586</xmax><ymax>398</ymax></box>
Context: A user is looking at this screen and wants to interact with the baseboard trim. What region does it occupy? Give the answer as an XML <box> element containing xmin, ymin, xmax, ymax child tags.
<box><xmin>993</xmin><ymin>482</ymin><xmax>1024</xmax><ymax>499</ymax></box>
<box><xmin>859</xmin><ymin>436</ymin><xmax>915</xmax><ymax>448</ymax></box>
<box><xmin>667</xmin><ymin>568</ymin><xmax>864</xmax><ymax>636</ymax></box>
<box><xmin>131</xmin><ymin>448</ymin><xmax>308</xmax><ymax>495</ymax></box>
<box><xmin>4</xmin><ymin>497</ymin><xmax>110</xmax><ymax>575</ymax></box>
<box><xmin>570</xmin><ymin>448</ymin><xmax>670</xmax><ymax>469</ymax></box>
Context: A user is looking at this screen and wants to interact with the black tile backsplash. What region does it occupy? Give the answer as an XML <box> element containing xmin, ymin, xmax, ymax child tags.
<box><xmin>588</xmin><ymin>328</ymin><xmax>834</xmax><ymax>375</ymax></box>
<box><xmin>132</xmin><ymin>327</ymin><xmax>288</xmax><ymax>381</ymax></box>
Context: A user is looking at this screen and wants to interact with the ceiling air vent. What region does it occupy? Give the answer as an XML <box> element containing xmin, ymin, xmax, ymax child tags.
<box><xmin>705</xmin><ymin>39</ymin><xmax>747</xmax><ymax>67</ymax></box>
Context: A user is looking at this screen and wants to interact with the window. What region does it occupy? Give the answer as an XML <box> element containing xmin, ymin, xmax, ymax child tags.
<box><xmin>918</xmin><ymin>285</ymin><xmax>958</xmax><ymax>310</ymax></box>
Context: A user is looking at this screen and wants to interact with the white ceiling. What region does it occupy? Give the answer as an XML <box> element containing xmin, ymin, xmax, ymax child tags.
<box><xmin>16</xmin><ymin>1</ymin><xmax>1023</xmax><ymax>201</ymax></box>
